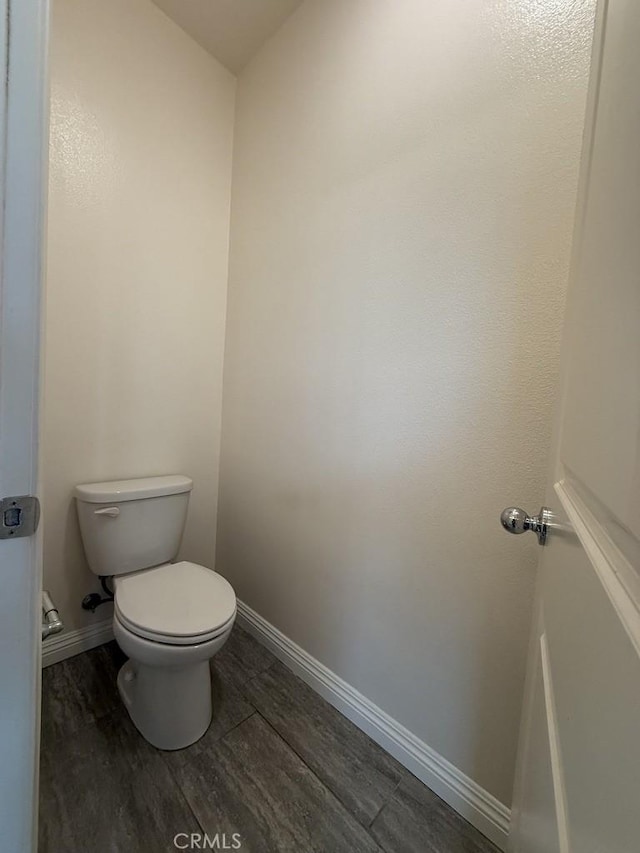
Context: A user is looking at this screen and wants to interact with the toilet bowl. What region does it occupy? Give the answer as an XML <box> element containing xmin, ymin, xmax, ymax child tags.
<box><xmin>112</xmin><ymin>560</ymin><xmax>236</xmax><ymax>749</ymax></box>
<box><xmin>74</xmin><ymin>475</ymin><xmax>237</xmax><ymax>750</ymax></box>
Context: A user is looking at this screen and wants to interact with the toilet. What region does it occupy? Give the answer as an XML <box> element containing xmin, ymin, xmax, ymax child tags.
<box><xmin>74</xmin><ymin>474</ymin><xmax>236</xmax><ymax>750</ymax></box>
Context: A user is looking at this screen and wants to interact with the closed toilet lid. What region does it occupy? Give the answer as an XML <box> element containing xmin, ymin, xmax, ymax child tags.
<box><xmin>114</xmin><ymin>561</ymin><xmax>236</xmax><ymax>645</ymax></box>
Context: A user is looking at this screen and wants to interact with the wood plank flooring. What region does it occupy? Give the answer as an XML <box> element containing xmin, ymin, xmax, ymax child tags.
<box><xmin>39</xmin><ymin>626</ymin><xmax>499</xmax><ymax>853</ymax></box>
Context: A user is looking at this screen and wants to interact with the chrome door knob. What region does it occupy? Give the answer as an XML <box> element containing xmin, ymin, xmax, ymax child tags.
<box><xmin>500</xmin><ymin>506</ymin><xmax>552</xmax><ymax>545</ymax></box>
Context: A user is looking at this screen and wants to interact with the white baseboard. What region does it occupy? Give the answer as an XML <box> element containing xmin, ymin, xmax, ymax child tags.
<box><xmin>41</xmin><ymin>618</ymin><xmax>114</xmax><ymax>668</ymax></box>
<box><xmin>237</xmin><ymin>600</ymin><xmax>510</xmax><ymax>851</ymax></box>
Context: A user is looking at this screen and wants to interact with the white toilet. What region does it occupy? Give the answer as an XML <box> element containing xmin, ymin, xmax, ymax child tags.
<box><xmin>74</xmin><ymin>474</ymin><xmax>236</xmax><ymax>750</ymax></box>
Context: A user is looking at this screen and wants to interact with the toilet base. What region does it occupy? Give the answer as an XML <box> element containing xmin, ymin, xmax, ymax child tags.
<box><xmin>117</xmin><ymin>658</ymin><xmax>212</xmax><ymax>750</ymax></box>
<box><xmin>113</xmin><ymin>614</ymin><xmax>234</xmax><ymax>751</ymax></box>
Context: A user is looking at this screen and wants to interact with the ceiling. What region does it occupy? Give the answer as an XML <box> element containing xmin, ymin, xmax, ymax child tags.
<box><xmin>152</xmin><ymin>0</ymin><xmax>304</xmax><ymax>74</ymax></box>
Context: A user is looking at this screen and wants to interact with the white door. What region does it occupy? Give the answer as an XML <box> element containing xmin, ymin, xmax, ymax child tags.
<box><xmin>0</xmin><ymin>0</ymin><xmax>49</xmax><ymax>851</ymax></box>
<box><xmin>508</xmin><ymin>2</ymin><xmax>640</xmax><ymax>851</ymax></box>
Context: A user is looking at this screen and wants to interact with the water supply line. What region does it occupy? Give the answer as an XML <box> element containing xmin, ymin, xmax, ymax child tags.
<box><xmin>42</xmin><ymin>590</ymin><xmax>64</xmax><ymax>640</ymax></box>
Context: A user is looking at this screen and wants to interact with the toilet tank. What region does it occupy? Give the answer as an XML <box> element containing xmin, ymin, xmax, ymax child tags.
<box><xmin>74</xmin><ymin>475</ymin><xmax>193</xmax><ymax>576</ymax></box>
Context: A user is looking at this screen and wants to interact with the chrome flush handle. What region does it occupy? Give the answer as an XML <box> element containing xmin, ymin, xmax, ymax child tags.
<box><xmin>500</xmin><ymin>506</ymin><xmax>553</xmax><ymax>546</ymax></box>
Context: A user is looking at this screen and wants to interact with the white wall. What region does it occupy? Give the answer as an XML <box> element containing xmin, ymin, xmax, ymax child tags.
<box><xmin>217</xmin><ymin>0</ymin><xmax>596</xmax><ymax>805</ymax></box>
<box><xmin>44</xmin><ymin>0</ymin><xmax>235</xmax><ymax>632</ymax></box>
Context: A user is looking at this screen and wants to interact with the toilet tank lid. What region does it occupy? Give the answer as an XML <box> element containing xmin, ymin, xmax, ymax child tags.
<box><xmin>74</xmin><ymin>475</ymin><xmax>193</xmax><ymax>504</ymax></box>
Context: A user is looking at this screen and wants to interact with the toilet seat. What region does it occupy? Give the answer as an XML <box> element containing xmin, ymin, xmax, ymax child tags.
<box><xmin>114</xmin><ymin>561</ymin><xmax>236</xmax><ymax>646</ymax></box>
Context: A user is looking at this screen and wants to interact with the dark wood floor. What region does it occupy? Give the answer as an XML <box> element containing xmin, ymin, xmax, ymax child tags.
<box><xmin>39</xmin><ymin>625</ymin><xmax>499</xmax><ymax>853</ymax></box>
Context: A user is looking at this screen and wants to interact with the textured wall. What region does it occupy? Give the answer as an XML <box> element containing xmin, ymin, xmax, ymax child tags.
<box><xmin>217</xmin><ymin>0</ymin><xmax>596</xmax><ymax>804</ymax></box>
<box><xmin>44</xmin><ymin>0</ymin><xmax>235</xmax><ymax>631</ymax></box>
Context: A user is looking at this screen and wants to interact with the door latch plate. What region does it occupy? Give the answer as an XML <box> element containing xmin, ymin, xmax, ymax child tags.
<box><xmin>0</xmin><ymin>495</ymin><xmax>40</xmax><ymax>539</ymax></box>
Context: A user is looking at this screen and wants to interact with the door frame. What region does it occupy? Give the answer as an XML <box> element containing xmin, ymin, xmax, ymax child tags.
<box><xmin>0</xmin><ymin>0</ymin><xmax>50</xmax><ymax>850</ymax></box>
